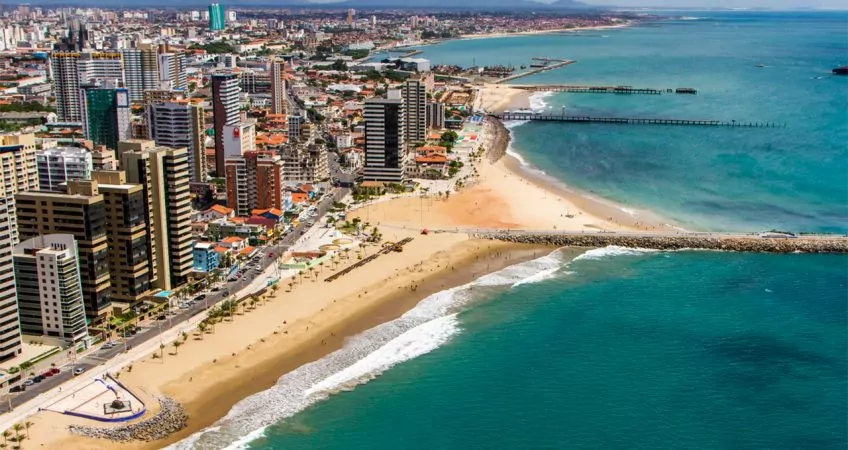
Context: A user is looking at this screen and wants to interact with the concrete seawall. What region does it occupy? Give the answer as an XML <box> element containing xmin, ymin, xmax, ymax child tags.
<box><xmin>474</xmin><ymin>233</ymin><xmax>848</xmax><ymax>253</ymax></box>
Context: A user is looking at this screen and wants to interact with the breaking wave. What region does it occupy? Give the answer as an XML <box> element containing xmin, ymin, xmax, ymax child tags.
<box><xmin>572</xmin><ymin>245</ymin><xmax>660</xmax><ymax>262</ymax></box>
<box><xmin>167</xmin><ymin>251</ymin><xmax>571</xmax><ymax>449</ymax></box>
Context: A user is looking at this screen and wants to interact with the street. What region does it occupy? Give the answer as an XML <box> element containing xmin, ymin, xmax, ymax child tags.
<box><xmin>0</xmin><ymin>186</ymin><xmax>349</xmax><ymax>414</ymax></box>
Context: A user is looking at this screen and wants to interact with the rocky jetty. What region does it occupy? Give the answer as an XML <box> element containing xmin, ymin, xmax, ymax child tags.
<box><xmin>475</xmin><ymin>233</ymin><xmax>848</xmax><ymax>253</ymax></box>
<box><xmin>68</xmin><ymin>396</ymin><xmax>188</xmax><ymax>443</ymax></box>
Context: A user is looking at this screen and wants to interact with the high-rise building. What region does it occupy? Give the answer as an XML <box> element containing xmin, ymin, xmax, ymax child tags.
<box><xmin>288</xmin><ymin>112</ymin><xmax>304</xmax><ymax>142</ymax></box>
<box><xmin>211</xmin><ymin>72</ymin><xmax>240</xmax><ymax>176</ymax></box>
<box><xmin>147</xmin><ymin>100</ymin><xmax>207</xmax><ymax>182</ymax></box>
<box><xmin>0</xmin><ymin>199</ymin><xmax>22</xmax><ymax>361</ymax></box>
<box><xmin>52</xmin><ymin>52</ymin><xmax>82</xmax><ymax>121</ymax></box>
<box><xmin>13</xmin><ymin>234</ymin><xmax>89</xmax><ymax>346</ymax></box>
<box><xmin>239</xmin><ymin>70</ymin><xmax>271</xmax><ymax>94</ymax></box>
<box><xmin>225</xmin><ymin>151</ymin><xmax>284</xmax><ymax>217</ymax></box>
<box><xmin>122</xmin><ymin>44</ymin><xmax>159</xmax><ymax>102</ymax></box>
<box><xmin>270</xmin><ymin>58</ymin><xmax>288</xmax><ymax>115</ymax></box>
<box><xmin>402</xmin><ymin>77</ymin><xmax>428</xmax><ymax>143</ymax></box>
<box><xmin>426</xmin><ymin>101</ymin><xmax>446</xmax><ymax>130</ymax></box>
<box><xmin>0</xmin><ymin>132</ymin><xmax>38</xmax><ymax>244</ymax></box>
<box><xmin>36</xmin><ymin>147</ymin><xmax>93</xmax><ymax>191</ymax></box>
<box><xmin>222</xmin><ymin>121</ymin><xmax>256</xmax><ymax>159</ymax></box>
<box><xmin>208</xmin><ymin>3</ymin><xmax>225</xmax><ymax>31</ymax></box>
<box><xmin>158</xmin><ymin>52</ymin><xmax>188</xmax><ymax>91</ymax></box>
<box><xmin>76</xmin><ymin>52</ymin><xmax>123</xmax><ymax>85</ymax></box>
<box><xmin>52</xmin><ymin>51</ymin><xmax>124</xmax><ymax>122</ymax></box>
<box><xmin>80</xmin><ymin>81</ymin><xmax>132</xmax><ymax>150</ymax></box>
<box><xmin>121</xmin><ymin>145</ymin><xmax>193</xmax><ymax>290</ymax></box>
<box><xmin>364</xmin><ymin>90</ymin><xmax>407</xmax><ymax>182</ymax></box>
<box><xmin>91</xmin><ymin>171</ymin><xmax>155</xmax><ymax>304</ymax></box>
<box><xmin>16</xmin><ymin>181</ymin><xmax>111</xmax><ymax>321</ymax></box>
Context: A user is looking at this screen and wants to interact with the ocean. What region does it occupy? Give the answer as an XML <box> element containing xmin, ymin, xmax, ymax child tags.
<box><xmin>173</xmin><ymin>12</ymin><xmax>848</xmax><ymax>449</ymax></box>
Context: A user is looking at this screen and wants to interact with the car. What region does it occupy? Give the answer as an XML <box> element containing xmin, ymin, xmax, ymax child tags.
<box><xmin>50</xmin><ymin>367</ymin><xmax>61</xmax><ymax>375</ymax></box>
<box><xmin>195</xmin><ymin>294</ymin><xmax>206</xmax><ymax>301</ymax></box>
<box><xmin>73</xmin><ymin>367</ymin><xmax>86</xmax><ymax>376</ymax></box>
<box><xmin>179</xmin><ymin>303</ymin><xmax>190</xmax><ymax>309</ymax></box>
<box><xmin>156</xmin><ymin>314</ymin><xmax>167</xmax><ymax>321</ymax></box>
<box><xmin>33</xmin><ymin>376</ymin><xmax>44</xmax><ymax>383</ymax></box>
<box><xmin>211</xmin><ymin>286</ymin><xmax>221</xmax><ymax>292</ymax></box>
<box><xmin>43</xmin><ymin>371</ymin><xmax>54</xmax><ymax>377</ymax></box>
<box><xmin>222</xmin><ymin>289</ymin><xmax>229</xmax><ymax>296</ymax></box>
<box><xmin>22</xmin><ymin>380</ymin><xmax>34</xmax><ymax>387</ymax></box>
<box><xmin>10</xmin><ymin>385</ymin><xmax>24</xmax><ymax>393</ymax></box>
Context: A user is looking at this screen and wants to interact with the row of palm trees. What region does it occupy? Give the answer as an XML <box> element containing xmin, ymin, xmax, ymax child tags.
<box><xmin>1</xmin><ymin>421</ymin><xmax>33</xmax><ymax>449</ymax></box>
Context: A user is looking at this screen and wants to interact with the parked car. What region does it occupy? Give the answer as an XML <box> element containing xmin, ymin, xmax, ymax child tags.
<box><xmin>33</xmin><ymin>375</ymin><xmax>44</xmax><ymax>383</ymax></box>
<box><xmin>22</xmin><ymin>380</ymin><xmax>34</xmax><ymax>387</ymax></box>
<box><xmin>73</xmin><ymin>367</ymin><xmax>86</xmax><ymax>376</ymax></box>
<box><xmin>211</xmin><ymin>286</ymin><xmax>221</xmax><ymax>292</ymax></box>
<box><xmin>195</xmin><ymin>294</ymin><xmax>206</xmax><ymax>301</ymax></box>
<box><xmin>49</xmin><ymin>367</ymin><xmax>60</xmax><ymax>375</ymax></box>
<box><xmin>10</xmin><ymin>385</ymin><xmax>24</xmax><ymax>393</ymax></box>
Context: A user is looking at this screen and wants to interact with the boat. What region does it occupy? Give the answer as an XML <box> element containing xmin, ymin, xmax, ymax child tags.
<box><xmin>756</xmin><ymin>64</ymin><xmax>766</xmax><ymax>68</ymax></box>
<box><xmin>833</xmin><ymin>66</ymin><xmax>848</xmax><ymax>75</ymax></box>
<box><xmin>520</xmin><ymin>65</ymin><xmax>527</xmax><ymax>69</ymax></box>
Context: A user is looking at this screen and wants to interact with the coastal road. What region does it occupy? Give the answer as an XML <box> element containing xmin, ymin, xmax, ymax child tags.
<box><xmin>0</xmin><ymin>188</ymin><xmax>349</xmax><ymax>415</ymax></box>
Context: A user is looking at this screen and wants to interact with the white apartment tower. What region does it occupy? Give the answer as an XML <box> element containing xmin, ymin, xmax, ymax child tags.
<box><xmin>52</xmin><ymin>51</ymin><xmax>124</xmax><ymax>122</ymax></box>
<box><xmin>36</xmin><ymin>147</ymin><xmax>94</xmax><ymax>191</ymax></box>
<box><xmin>270</xmin><ymin>57</ymin><xmax>288</xmax><ymax>115</ymax></box>
<box><xmin>211</xmin><ymin>72</ymin><xmax>241</xmax><ymax>175</ymax></box>
<box><xmin>122</xmin><ymin>44</ymin><xmax>160</xmax><ymax>102</ymax></box>
<box><xmin>363</xmin><ymin>90</ymin><xmax>407</xmax><ymax>182</ymax></box>
<box><xmin>13</xmin><ymin>234</ymin><xmax>89</xmax><ymax>346</ymax></box>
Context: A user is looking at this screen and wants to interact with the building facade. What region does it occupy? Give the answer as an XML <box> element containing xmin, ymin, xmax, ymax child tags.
<box><xmin>192</xmin><ymin>242</ymin><xmax>220</xmax><ymax>272</ymax></box>
<box><xmin>51</xmin><ymin>52</ymin><xmax>82</xmax><ymax>122</ymax></box>
<box><xmin>13</xmin><ymin>234</ymin><xmax>89</xmax><ymax>346</ymax></box>
<box><xmin>147</xmin><ymin>101</ymin><xmax>207</xmax><ymax>182</ymax></box>
<box><xmin>402</xmin><ymin>78</ymin><xmax>427</xmax><ymax>143</ymax></box>
<box><xmin>36</xmin><ymin>147</ymin><xmax>93</xmax><ymax>191</ymax></box>
<box><xmin>121</xmin><ymin>146</ymin><xmax>194</xmax><ymax>290</ymax></box>
<box><xmin>91</xmin><ymin>171</ymin><xmax>155</xmax><ymax>305</ymax></box>
<box><xmin>80</xmin><ymin>82</ymin><xmax>132</xmax><ymax>150</ymax></box>
<box><xmin>225</xmin><ymin>151</ymin><xmax>284</xmax><ymax>217</ymax></box>
<box><xmin>209</xmin><ymin>3</ymin><xmax>226</xmax><ymax>30</ymax></box>
<box><xmin>270</xmin><ymin>58</ymin><xmax>287</xmax><ymax>115</ymax></box>
<box><xmin>16</xmin><ymin>181</ymin><xmax>111</xmax><ymax>321</ymax></box>
<box><xmin>426</xmin><ymin>101</ymin><xmax>445</xmax><ymax>130</ymax></box>
<box><xmin>0</xmin><ymin>199</ymin><xmax>21</xmax><ymax>361</ymax></box>
<box><xmin>363</xmin><ymin>91</ymin><xmax>407</xmax><ymax>182</ymax></box>
<box><xmin>122</xmin><ymin>44</ymin><xmax>160</xmax><ymax>102</ymax></box>
<box><xmin>211</xmin><ymin>72</ymin><xmax>240</xmax><ymax>176</ymax></box>
<box><xmin>0</xmin><ymin>132</ymin><xmax>39</xmax><ymax>244</ymax></box>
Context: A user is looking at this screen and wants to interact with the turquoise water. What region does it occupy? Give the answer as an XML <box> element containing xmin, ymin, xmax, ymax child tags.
<box><xmin>252</xmin><ymin>250</ymin><xmax>847</xmax><ymax>449</ymax></box>
<box><xmin>170</xmin><ymin>13</ymin><xmax>848</xmax><ymax>450</ymax></box>
<box><xmin>414</xmin><ymin>12</ymin><xmax>848</xmax><ymax>232</ymax></box>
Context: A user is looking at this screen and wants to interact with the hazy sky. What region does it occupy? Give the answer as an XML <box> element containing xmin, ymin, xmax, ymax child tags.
<box><xmin>581</xmin><ymin>0</ymin><xmax>847</xmax><ymax>7</ymax></box>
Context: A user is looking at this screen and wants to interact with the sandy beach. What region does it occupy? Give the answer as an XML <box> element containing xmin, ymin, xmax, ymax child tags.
<box><xmin>23</xmin><ymin>230</ymin><xmax>549</xmax><ymax>450</ymax></box>
<box><xmin>459</xmin><ymin>22</ymin><xmax>633</xmax><ymax>40</ymax></box>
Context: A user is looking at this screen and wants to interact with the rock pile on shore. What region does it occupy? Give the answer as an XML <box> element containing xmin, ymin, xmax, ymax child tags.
<box><xmin>68</xmin><ymin>396</ymin><xmax>188</xmax><ymax>443</ymax></box>
<box><xmin>486</xmin><ymin>118</ymin><xmax>510</xmax><ymax>162</ymax></box>
<box><xmin>476</xmin><ymin>233</ymin><xmax>848</xmax><ymax>253</ymax></box>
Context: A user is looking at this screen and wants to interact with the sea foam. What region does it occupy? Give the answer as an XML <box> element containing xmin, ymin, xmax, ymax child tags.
<box><xmin>572</xmin><ymin>245</ymin><xmax>660</xmax><ymax>262</ymax></box>
<box><xmin>167</xmin><ymin>251</ymin><xmax>569</xmax><ymax>449</ymax></box>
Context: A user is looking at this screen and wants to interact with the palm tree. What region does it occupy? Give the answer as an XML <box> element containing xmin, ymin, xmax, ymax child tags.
<box><xmin>23</xmin><ymin>422</ymin><xmax>31</xmax><ymax>439</ymax></box>
<box><xmin>297</xmin><ymin>270</ymin><xmax>304</xmax><ymax>284</ymax></box>
<box><xmin>3</xmin><ymin>430</ymin><xmax>11</xmax><ymax>445</ymax></box>
<box><xmin>308</xmin><ymin>266</ymin><xmax>316</xmax><ymax>282</ymax></box>
<box><xmin>197</xmin><ymin>322</ymin><xmax>207</xmax><ymax>339</ymax></box>
<box><xmin>10</xmin><ymin>424</ymin><xmax>22</xmax><ymax>441</ymax></box>
<box><xmin>159</xmin><ymin>343</ymin><xmax>165</xmax><ymax>359</ymax></box>
<box><xmin>172</xmin><ymin>341</ymin><xmax>182</xmax><ymax>355</ymax></box>
<box><xmin>181</xmin><ymin>331</ymin><xmax>188</xmax><ymax>343</ymax></box>
<box><xmin>318</xmin><ymin>261</ymin><xmax>325</xmax><ymax>274</ymax></box>
<box><xmin>287</xmin><ymin>281</ymin><xmax>294</xmax><ymax>292</ymax></box>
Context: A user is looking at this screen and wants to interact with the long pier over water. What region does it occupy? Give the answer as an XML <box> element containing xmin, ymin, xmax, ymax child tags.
<box><xmin>467</xmin><ymin>230</ymin><xmax>848</xmax><ymax>253</ymax></box>
<box><xmin>510</xmin><ymin>84</ymin><xmax>698</xmax><ymax>95</ymax></box>
<box><xmin>491</xmin><ymin>112</ymin><xmax>784</xmax><ymax>128</ymax></box>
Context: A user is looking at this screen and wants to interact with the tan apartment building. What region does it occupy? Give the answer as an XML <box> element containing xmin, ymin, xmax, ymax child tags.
<box><xmin>121</xmin><ymin>144</ymin><xmax>194</xmax><ymax>290</ymax></box>
<box><xmin>92</xmin><ymin>171</ymin><xmax>156</xmax><ymax>304</ymax></box>
<box><xmin>0</xmin><ymin>132</ymin><xmax>39</xmax><ymax>244</ymax></box>
<box><xmin>15</xmin><ymin>180</ymin><xmax>111</xmax><ymax>321</ymax></box>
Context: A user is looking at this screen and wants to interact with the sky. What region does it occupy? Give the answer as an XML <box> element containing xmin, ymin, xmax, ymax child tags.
<box><xmin>581</xmin><ymin>0</ymin><xmax>847</xmax><ymax>8</ymax></box>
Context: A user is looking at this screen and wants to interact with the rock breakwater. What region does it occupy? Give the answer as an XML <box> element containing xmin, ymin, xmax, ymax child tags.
<box><xmin>475</xmin><ymin>233</ymin><xmax>848</xmax><ymax>253</ymax></box>
<box><xmin>68</xmin><ymin>396</ymin><xmax>188</xmax><ymax>443</ymax></box>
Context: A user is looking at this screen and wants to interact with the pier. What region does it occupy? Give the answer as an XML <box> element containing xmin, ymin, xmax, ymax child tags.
<box><xmin>490</xmin><ymin>112</ymin><xmax>784</xmax><ymax>128</ymax></box>
<box><xmin>467</xmin><ymin>230</ymin><xmax>848</xmax><ymax>254</ymax></box>
<box><xmin>493</xmin><ymin>59</ymin><xmax>576</xmax><ymax>84</ymax></box>
<box><xmin>510</xmin><ymin>84</ymin><xmax>698</xmax><ymax>95</ymax></box>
